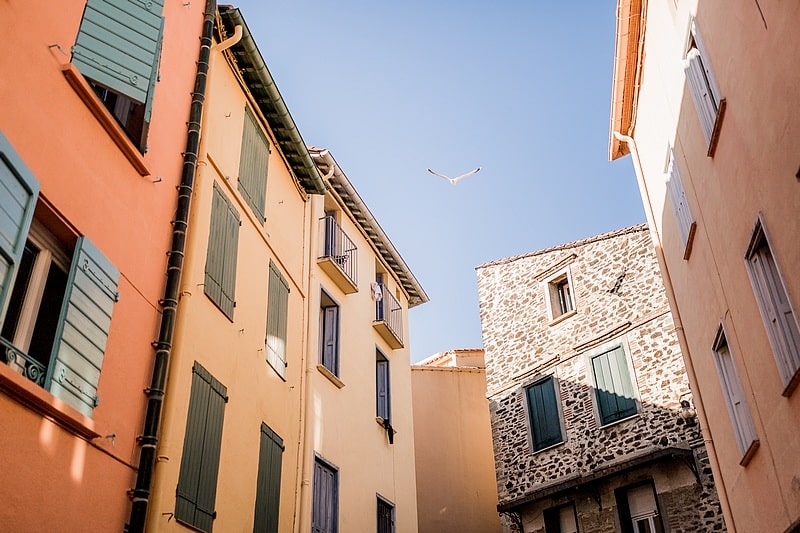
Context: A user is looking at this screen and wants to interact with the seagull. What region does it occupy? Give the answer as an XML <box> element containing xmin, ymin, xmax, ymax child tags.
<box><xmin>427</xmin><ymin>167</ymin><xmax>482</xmax><ymax>185</ymax></box>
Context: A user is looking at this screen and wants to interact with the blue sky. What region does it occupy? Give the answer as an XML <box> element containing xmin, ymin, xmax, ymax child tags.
<box><xmin>233</xmin><ymin>1</ymin><xmax>646</xmax><ymax>362</ymax></box>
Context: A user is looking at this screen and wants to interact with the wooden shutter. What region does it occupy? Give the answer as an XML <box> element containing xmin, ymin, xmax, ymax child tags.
<box><xmin>526</xmin><ymin>377</ymin><xmax>562</xmax><ymax>450</ymax></box>
<box><xmin>254</xmin><ymin>422</ymin><xmax>284</xmax><ymax>533</ymax></box>
<box><xmin>376</xmin><ymin>357</ymin><xmax>390</xmax><ymax>421</ymax></box>
<box><xmin>713</xmin><ymin>335</ymin><xmax>757</xmax><ymax>455</ymax></box>
<box><xmin>321</xmin><ymin>306</ymin><xmax>339</xmax><ymax>374</ymax></box>
<box><xmin>71</xmin><ymin>0</ymin><xmax>165</xmax><ymax>105</ymax></box>
<box><xmin>266</xmin><ymin>262</ymin><xmax>289</xmax><ymax>377</ymax></box>
<box><xmin>205</xmin><ymin>183</ymin><xmax>239</xmax><ymax>320</ymax></box>
<box><xmin>0</xmin><ymin>132</ymin><xmax>40</xmax><ymax>325</ymax></box>
<box><xmin>593</xmin><ymin>347</ymin><xmax>637</xmax><ymax>425</ymax></box>
<box><xmin>176</xmin><ymin>362</ymin><xmax>228</xmax><ymax>532</ymax></box>
<box><xmin>238</xmin><ymin>107</ymin><xmax>269</xmax><ymax>222</ymax></box>
<box><xmin>665</xmin><ymin>151</ymin><xmax>694</xmax><ymax>249</ymax></box>
<box><xmin>684</xmin><ymin>23</ymin><xmax>721</xmax><ymax>144</ymax></box>
<box><xmin>47</xmin><ymin>236</ymin><xmax>119</xmax><ymax>416</ymax></box>
<box><xmin>312</xmin><ymin>460</ymin><xmax>337</xmax><ymax>533</ymax></box>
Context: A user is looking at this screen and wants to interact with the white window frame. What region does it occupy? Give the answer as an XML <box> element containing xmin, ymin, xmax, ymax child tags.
<box><xmin>665</xmin><ymin>148</ymin><xmax>696</xmax><ymax>259</ymax></box>
<box><xmin>684</xmin><ymin>20</ymin><xmax>725</xmax><ymax>155</ymax></box>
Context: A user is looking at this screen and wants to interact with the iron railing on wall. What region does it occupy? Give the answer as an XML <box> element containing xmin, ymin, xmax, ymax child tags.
<box><xmin>375</xmin><ymin>283</ymin><xmax>403</xmax><ymax>345</ymax></box>
<box><xmin>1</xmin><ymin>336</ymin><xmax>47</xmax><ymax>386</ymax></box>
<box><xmin>320</xmin><ymin>215</ymin><xmax>358</xmax><ymax>286</ymax></box>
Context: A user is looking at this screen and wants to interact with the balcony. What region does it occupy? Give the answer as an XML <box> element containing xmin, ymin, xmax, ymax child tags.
<box><xmin>317</xmin><ymin>216</ymin><xmax>358</xmax><ymax>293</ymax></box>
<box><xmin>1</xmin><ymin>336</ymin><xmax>47</xmax><ymax>387</ymax></box>
<box><xmin>373</xmin><ymin>283</ymin><xmax>403</xmax><ymax>349</ymax></box>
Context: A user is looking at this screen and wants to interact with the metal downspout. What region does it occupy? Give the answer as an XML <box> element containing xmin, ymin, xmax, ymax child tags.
<box><xmin>613</xmin><ymin>132</ymin><xmax>736</xmax><ymax>533</ymax></box>
<box><xmin>127</xmin><ymin>2</ymin><xmax>216</xmax><ymax>531</ymax></box>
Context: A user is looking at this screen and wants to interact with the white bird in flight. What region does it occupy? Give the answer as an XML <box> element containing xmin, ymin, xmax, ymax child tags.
<box><xmin>427</xmin><ymin>167</ymin><xmax>482</xmax><ymax>185</ymax></box>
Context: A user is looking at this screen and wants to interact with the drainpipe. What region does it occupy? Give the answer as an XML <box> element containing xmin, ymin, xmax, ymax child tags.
<box><xmin>127</xmin><ymin>2</ymin><xmax>216</xmax><ymax>531</ymax></box>
<box><xmin>613</xmin><ymin>131</ymin><xmax>736</xmax><ymax>533</ymax></box>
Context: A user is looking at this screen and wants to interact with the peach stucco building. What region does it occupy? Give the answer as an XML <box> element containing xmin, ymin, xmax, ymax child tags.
<box><xmin>411</xmin><ymin>349</ymin><xmax>502</xmax><ymax>533</ymax></box>
<box><xmin>0</xmin><ymin>0</ymin><xmax>204</xmax><ymax>530</ymax></box>
<box><xmin>609</xmin><ymin>1</ymin><xmax>800</xmax><ymax>531</ymax></box>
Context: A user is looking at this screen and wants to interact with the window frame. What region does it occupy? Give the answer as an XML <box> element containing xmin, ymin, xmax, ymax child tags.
<box><xmin>544</xmin><ymin>266</ymin><xmax>577</xmax><ymax>324</ymax></box>
<box><xmin>266</xmin><ymin>261</ymin><xmax>290</xmax><ymax>379</ymax></box>
<box><xmin>312</xmin><ymin>456</ymin><xmax>339</xmax><ymax>533</ymax></box>
<box><xmin>376</xmin><ymin>349</ymin><xmax>391</xmax><ymax>424</ymax></box>
<box><xmin>319</xmin><ymin>290</ymin><xmax>341</xmax><ymax>378</ymax></box>
<box><xmin>665</xmin><ymin>148</ymin><xmax>696</xmax><ymax>259</ymax></box>
<box><xmin>522</xmin><ymin>375</ymin><xmax>565</xmax><ymax>453</ymax></box>
<box><xmin>377</xmin><ymin>494</ymin><xmax>395</xmax><ymax>533</ymax></box>
<box><xmin>684</xmin><ymin>20</ymin><xmax>726</xmax><ymax>156</ymax></box>
<box><xmin>587</xmin><ymin>341</ymin><xmax>639</xmax><ymax>427</ymax></box>
<box><xmin>543</xmin><ymin>502</ymin><xmax>578</xmax><ymax>533</ymax></box>
<box><xmin>615</xmin><ymin>481</ymin><xmax>665</xmax><ymax>533</ymax></box>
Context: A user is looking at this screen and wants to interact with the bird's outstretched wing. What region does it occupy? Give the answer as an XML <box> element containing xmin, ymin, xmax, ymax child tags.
<box><xmin>427</xmin><ymin>167</ymin><xmax>482</xmax><ymax>185</ymax></box>
<box><xmin>427</xmin><ymin>168</ymin><xmax>451</xmax><ymax>181</ymax></box>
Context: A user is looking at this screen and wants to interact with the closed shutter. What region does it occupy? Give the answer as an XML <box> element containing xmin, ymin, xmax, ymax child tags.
<box><xmin>714</xmin><ymin>336</ymin><xmax>757</xmax><ymax>454</ymax></box>
<box><xmin>684</xmin><ymin>50</ymin><xmax>716</xmax><ymax>143</ymax></box>
<box><xmin>238</xmin><ymin>107</ymin><xmax>269</xmax><ymax>222</ymax></box>
<box><xmin>526</xmin><ymin>377</ymin><xmax>562</xmax><ymax>450</ymax></box>
<box><xmin>377</xmin><ymin>497</ymin><xmax>395</xmax><ymax>533</ymax></box>
<box><xmin>266</xmin><ymin>262</ymin><xmax>289</xmax><ymax>377</ymax></box>
<box><xmin>254</xmin><ymin>422</ymin><xmax>284</xmax><ymax>533</ymax></box>
<box><xmin>205</xmin><ymin>183</ymin><xmax>239</xmax><ymax>320</ymax></box>
<box><xmin>593</xmin><ymin>347</ymin><xmax>637</xmax><ymax>425</ymax></box>
<box><xmin>312</xmin><ymin>460</ymin><xmax>337</xmax><ymax>533</ymax></box>
<box><xmin>176</xmin><ymin>362</ymin><xmax>228</xmax><ymax>532</ymax></box>
<box><xmin>376</xmin><ymin>357</ymin><xmax>390</xmax><ymax>421</ymax></box>
<box><xmin>71</xmin><ymin>0</ymin><xmax>165</xmax><ymax>105</ymax></box>
<box><xmin>47</xmin><ymin>236</ymin><xmax>119</xmax><ymax>416</ymax></box>
<box><xmin>0</xmin><ymin>132</ymin><xmax>39</xmax><ymax>325</ymax></box>
<box><xmin>321</xmin><ymin>306</ymin><xmax>339</xmax><ymax>374</ymax></box>
<box><xmin>665</xmin><ymin>151</ymin><xmax>694</xmax><ymax>248</ymax></box>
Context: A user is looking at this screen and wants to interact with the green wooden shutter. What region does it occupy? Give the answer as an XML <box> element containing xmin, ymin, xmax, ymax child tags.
<box><xmin>71</xmin><ymin>0</ymin><xmax>165</xmax><ymax>105</ymax></box>
<box><xmin>321</xmin><ymin>306</ymin><xmax>339</xmax><ymax>375</ymax></box>
<box><xmin>205</xmin><ymin>183</ymin><xmax>239</xmax><ymax>320</ymax></box>
<box><xmin>0</xmin><ymin>132</ymin><xmax>39</xmax><ymax>325</ymax></box>
<box><xmin>526</xmin><ymin>377</ymin><xmax>562</xmax><ymax>450</ymax></box>
<box><xmin>46</xmin><ymin>236</ymin><xmax>119</xmax><ymax>417</ymax></box>
<box><xmin>254</xmin><ymin>422</ymin><xmax>284</xmax><ymax>533</ymax></box>
<box><xmin>238</xmin><ymin>107</ymin><xmax>269</xmax><ymax>222</ymax></box>
<box><xmin>266</xmin><ymin>262</ymin><xmax>289</xmax><ymax>377</ymax></box>
<box><xmin>176</xmin><ymin>362</ymin><xmax>228</xmax><ymax>532</ymax></box>
<box><xmin>376</xmin><ymin>357</ymin><xmax>390</xmax><ymax>421</ymax></box>
<box><xmin>593</xmin><ymin>347</ymin><xmax>637</xmax><ymax>425</ymax></box>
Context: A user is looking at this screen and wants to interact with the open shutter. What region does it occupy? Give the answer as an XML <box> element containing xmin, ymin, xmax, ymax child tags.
<box><xmin>254</xmin><ymin>422</ymin><xmax>284</xmax><ymax>533</ymax></box>
<box><xmin>593</xmin><ymin>347</ymin><xmax>637</xmax><ymax>425</ymax></box>
<box><xmin>0</xmin><ymin>132</ymin><xmax>39</xmax><ymax>325</ymax></box>
<box><xmin>266</xmin><ymin>262</ymin><xmax>289</xmax><ymax>377</ymax></box>
<box><xmin>322</xmin><ymin>306</ymin><xmax>339</xmax><ymax>374</ymax></box>
<box><xmin>238</xmin><ymin>107</ymin><xmax>269</xmax><ymax>222</ymax></box>
<box><xmin>376</xmin><ymin>358</ymin><xmax>390</xmax><ymax>421</ymax></box>
<box><xmin>665</xmin><ymin>152</ymin><xmax>694</xmax><ymax>248</ymax></box>
<box><xmin>71</xmin><ymin>0</ymin><xmax>165</xmax><ymax>105</ymax></box>
<box><xmin>47</xmin><ymin>236</ymin><xmax>119</xmax><ymax>417</ymax></box>
<box><xmin>176</xmin><ymin>362</ymin><xmax>227</xmax><ymax>532</ymax></box>
<box><xmin>684</xmin><ymin>50</ymin><xmax>716</xmax><ymax>143</ymax></box>
<box><xmin>205</xmin><ymin>183</ymin><xmax>239</xmax><ymax>320</ymax></box>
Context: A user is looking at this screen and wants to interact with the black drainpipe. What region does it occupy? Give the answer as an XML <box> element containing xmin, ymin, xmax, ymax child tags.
<box><xmin>127</xmin><ymin>1</ymin><xmax>216</xmax><ymax>531</ymax></box>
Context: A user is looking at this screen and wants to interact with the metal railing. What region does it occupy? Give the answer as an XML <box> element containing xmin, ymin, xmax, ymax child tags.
<box><xmin>375</xmin><ymin>283</ymin><xmax>403</xmax><ymax>345</ymax></box>
<box><xmin>320</xmin><ymin>215</ymin><xmax>358</xmax><ymax>286</ymax></box>
<box><xmin>1</xmin><ymin>336</ymin><xmax>47</xmax><ymax>387</ymax></box>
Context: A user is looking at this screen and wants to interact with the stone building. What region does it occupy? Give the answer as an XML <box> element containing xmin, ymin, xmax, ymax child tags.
<box><xmin>477</xmin><ymin>224</ymin><xmax>726</xmax><ymax>533</ymax></box>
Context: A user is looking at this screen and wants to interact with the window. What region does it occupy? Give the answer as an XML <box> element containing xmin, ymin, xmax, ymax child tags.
<box><xmin>591</xmin><ymin>345</ymin><xmax>638</xmax><ymax>425</ymax></box>
<box><xmin>745</xmin><ymin>216</ymin><xmax>800</xmax><ymax>393</ymax></box>
<box><xmin>0</xmin><ymin>133</ymin><xmax>119</xmax><ymax>417</ymax></box>
<box><xmin>239</xmin><ymin>107</ymin><xmax>270</xmax><ymax>222</ymax></box>
<box><xmin>543</xmin><ymin>503</ymin><xmax>578</xmax><ymax>533</ymax></box>
<box><xmin>665</xmin><ymin>149</ymin><xmax>696</xmax><ymax>258</ymax></box>
<box><xmin>253</xmin><ymin>422</ymin><xmax>284</xmax><ymax>533</ymax></box>
<box><xmin>684</xmin><ymin>21</ymin><xmax>725</xmax><ymax>154</ymax></box>
<box><xmin>312</xmin><ymin>457</ymin><xmax>338</xmax><ymax>533</ymax></box>
<box><xmin>71</xmin><ymin>0</ymin><xmax>165</xmax><ymax>151</ymax></box>
<box><xmin>616</xmin><ymin>482</ymin><xmax>665</xmax><ymax>533</ymax></box>
<box><xmin>175</xmin><ymin>362</ymin><xmax>228</xmax><ymax>532</ymax></box>
<box><xmin>376</xmin><ymin>350</ymin><xmax>391</xmax><ymax>423</ymax></box>
<box><xmin>545</xmin><ymin>267</ymin><xmax>576</xmax><ymax>322</ymax></box>
<box><xmin>377</xmin><ymin>495</ymin><xmax>395</xmax><ymax>533</ymax></box>
<box><xmin>525</xmin><ymin>376</ymin><xmax>564</xmax><ymax>451</ymax></box>
<box><xmin>319</xmin><ymin>291</ymin><xmax>340</xmax><ymax>377</ymax></box>
<box><xmin>204</xmin><ymin>183</ymin><xmax>240</xmax><ymax>320</ymax></box>
<box><xmin>712</xmin><ymin>325</ymin><xmax>759</xmax><ymax>463</ymax></box>
<box><xmin>266</xmin><ymin>262</ymin><xmax>289</xmax><ymax>378</ymax></box>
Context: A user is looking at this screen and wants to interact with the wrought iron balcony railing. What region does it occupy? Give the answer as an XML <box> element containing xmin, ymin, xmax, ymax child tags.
<box><xmin>1</xmin><ymin>335</ymin><xmax>47</xmax><ymax>387</ymax></box>
<box><xmin>318</xmin><ymin>215</ymin><xmax>358</xmax><ymax>293</ymax></box>
<box><xmin>373</xmin><ymin>283</ymin><xmax>403</xmax><ymax>348</ymax></box>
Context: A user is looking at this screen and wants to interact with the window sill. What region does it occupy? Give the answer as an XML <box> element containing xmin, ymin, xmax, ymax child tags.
<box><xmin>531</xmin><ymin>439</ymin><xmax>565</xmax><ymax>456</ymax></box>
<box><xmin>682</xmin><ymin>222</ymin><xmax>697</xmax><ymax>260</ymax></box>
<box><xmin>599</xmin><ymin>412</ymin><xmax>640</xmax><ymax>429</ymax></box>
<box><xmin>738</xmin><ymin>439</ymin><xmax>759</xmax><ymax>466</ymax></box>
<box><xmin>0</xmin><ymin>360</ymin><xmax>99</xmax><ymax>440</ymax></box>
<box><xmin>316</xmin><ymin>364</ymin><xmax>345</xmax><ymax>389</ymax></box>
<box><xmin>781</xmin><ymin>366</ymin><xmax>800</xmax><ymax>397</ymax></box>
<box><xmin>548</xmin><ymin>309</ymin><xmax>577</xmax><ymax>327</ymax></box>
<box><xmin>706</xmin><ymin>98</ymin><xmax>726</xmax><ymax>157</ymax></box>
<box><xmin>61</xmin><ymin>64</ymin><xmax>150</xmax><ymax>177</ymax></box>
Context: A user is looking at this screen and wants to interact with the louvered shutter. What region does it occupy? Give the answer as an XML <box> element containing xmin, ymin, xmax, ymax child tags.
<box><xmin>322</xmin><ymin>306</ymin><xmax>339</xmax><ymax>374</ymax></box>
<box><xmin>205</xmin><ymin>183</ymin><xmax>239</xmax><ymax>320</ymax></box>
<box><xmin>593</xmin><ymin>347</ymin><xmax>637</xmax><ymax>425</ymax></box>
<box><xmin>312</xmin><ymin>460</ymin><xmax>337</xmax><ymax>533</ymax></box>
<box><xmin>376</xmin><ymin>358</ymin><xmax>390</xmax><ymax>421</ymax></box>
<box><xmin>0</xmin><ymin>133</ymin><xmax>39</xmax><ymax>325</ymax></box>
<box><xmin>176</xmin><ymin>362</ymin><xmax>227</xmax><ymax>532</ymax></box>
<box><xmin>266</xmin><ymin>262</ymin><xmax>289</xmax><ymax>377</ymax></box>
<box><xmin>71</xmin><ymin>0</ymin><xmax>164</xmax><ymax>105</ymax></box>
<box><xmin>47</xmin><ymin>236</ymin><xmax>119</xmax><ymax>416</ymax></box>
<box><xmin>665</xmin><ymin>152</ymin><xmax>694</xmax><ymax>248</ymax></box>
<box><xmin>713</xmin><ymin>337</ymin><xmax>758</xmax><ymax>455</ymax></box>
<box><xmin>238</xmin><ymin>107</ymin><xmax>269</xmax><ymax>222</ymax></box>
<box><xmin>254</xmin><ymin>422</ymin><xmax>284</xmax><ymax>533</ymax></box>
<box><xmin>526</xmin><ymin>377</ymin><xmax>562</xmax><ymax>450</ymax></box>
<box><xmin>684</xmin><ymin>23</ymin><xmax>721</xmax><ymax>145</ymax></box>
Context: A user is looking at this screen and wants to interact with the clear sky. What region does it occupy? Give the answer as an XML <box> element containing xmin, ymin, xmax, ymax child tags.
<box><xmin>232</xmin><ymin>1</ymin><xmax>646</xmax><ymax>362</ymax></box>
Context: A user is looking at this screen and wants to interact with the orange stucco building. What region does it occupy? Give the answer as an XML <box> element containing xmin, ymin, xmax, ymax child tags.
<box><xmin>0</xmin><ymin>0</ymin><xmax>205</xmax><ymax>530</ymax></box>
<box><xmin>609</xmin><ymin>1</ymin><xmax>800</xmax><ymax>531</ymax></box>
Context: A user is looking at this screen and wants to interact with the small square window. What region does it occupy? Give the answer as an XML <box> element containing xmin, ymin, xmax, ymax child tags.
<box><xmin>545</xmin><ymin>267</ymin><xmax>576</xmax><ymax>323</ymax></box>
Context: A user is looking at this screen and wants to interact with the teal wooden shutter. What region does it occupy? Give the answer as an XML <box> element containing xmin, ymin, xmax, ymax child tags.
<box><xmin>321</xmin><ymin>306</ymin><xmax>339</xmax><ymax>374</ymax></box>
<box><xmin>176</xmin><ymin>362</ymin><xmax>228</xmax><ymax>532</ymax></box>
<box><xmin>205</xmin><ymin>183</ymin><xmax>239</xmax><ymax>320</ymax></box>
<box><xmin>376</xmin><ymin>357</ymin><xmax>390</xmax><ymax>421</ymax></box>
<box><xmin>0</xmin><ymin>132</ymin><xmax>39</xmax><ymax>325</ymax></box>
<box><xmin>47</xmin><ymin>236</ymin><xmax>119</xmax><ymax>417</ymax></box>
<box><xmin>266</xmin><ymin>262</ymin><xmax>289</xmax><ymax>377</ymax></box>
<box><xmin>526</xmin><ymin>377</ymin><xmax>562</xmax><ymax>450</ymax></box>
<box><xmin>254</xmin><ymin>422</ymin><xmax>284</xmax><ymax>533</ymax></box>
<box><xmin>238</xmin><ymin>107</ymin><xmax>269</xmax><ymax>222</ymax></box>
<box><xmin>71</xmin><ymin>0</ymin><xmax>165</xmax><ymax>105</ymax></box>
<box><xmin>593</xmin><ymin>347</ymin><xmax>637</xmax><ymax>425</ymax></box>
